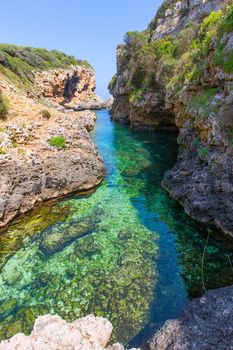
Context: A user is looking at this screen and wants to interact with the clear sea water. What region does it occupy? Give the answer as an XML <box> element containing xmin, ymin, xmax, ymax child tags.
<box><xmin>0</xmin><ymin>109</ymin><xmax>232</xmax><ymax>346</ymax></box>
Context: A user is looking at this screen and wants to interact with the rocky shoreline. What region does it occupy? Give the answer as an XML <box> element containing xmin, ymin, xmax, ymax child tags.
<box><xmin>0</xmin><ymin>109</ymin><xmax>105</xmax><ymax>228</ymax></box>
<box><xmin>1</xmin><ymin>284</ymin><xmax>233</xmax><ymax>349</ymax></box>
<box><xmin>0</xmin><ymin>58</ymin><xmax>106</xmax><ymax>229</ymax></box>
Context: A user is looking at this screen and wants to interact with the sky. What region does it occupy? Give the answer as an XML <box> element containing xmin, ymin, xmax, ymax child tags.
<box><xmin>0</xmin><ymin>0</ymin><xmax>163</xmax><ymax>100</ymax></box>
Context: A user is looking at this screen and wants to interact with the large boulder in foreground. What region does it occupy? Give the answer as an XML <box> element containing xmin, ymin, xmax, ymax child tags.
<box><xmin>0</xmin><ymin>314</ymin><xmax>112</xmax><ymax>350</ymax></box>
<box><xmin>147</xmin><ymin>285</ymin><xmax>233</xmax><ymax>350</ymax></box>
<box><xmin>0</xmin><ymin>314</ymin><xmax>138</xmax><ymax>350</ymax></box>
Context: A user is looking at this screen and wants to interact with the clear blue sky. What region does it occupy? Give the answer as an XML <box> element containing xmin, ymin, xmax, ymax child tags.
<box><xmin>0</xmin><ymin>0</ymin><xmax>162</xmax><ymax>99</ymax></box>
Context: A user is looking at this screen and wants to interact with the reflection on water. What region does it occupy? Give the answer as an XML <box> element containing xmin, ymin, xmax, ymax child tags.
<box><xmin>0</xmin><ymin>110</ymin><xmax>232</xmax><ymax>346</ymax></box>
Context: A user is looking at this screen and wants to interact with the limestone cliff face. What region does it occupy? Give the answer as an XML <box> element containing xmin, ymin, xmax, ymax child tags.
<box><xmin>34</xmin><ymin>66</ymin><xmax>106</xmax><ymax>109</ymax></box>
<box><xmin>109</xmin><ymin>0</ymin><xmax>223</xmax><ymax>129</ymax></box>
<box><xmin>149</xmin><ymin>0</ymin><xmax>222</xmax><ymax>39</ymax></box>
<box><xmin>109</xmin><ymin>0</ymin><xmax>233</xmax><ymax>240</ymax></box>
<box><xmin>108</xmin><ymin>45</ymin><xmax>176</xmax><ymax>130</ymax></box>
<box><xmin>0</xmin><ymin>46</ymin><xmax>106</xmax><ymax>228</ymax></box>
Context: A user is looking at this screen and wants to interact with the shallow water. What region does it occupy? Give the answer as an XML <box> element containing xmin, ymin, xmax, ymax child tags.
<box><xmin>0</xmin><ymin>109</ymin><xmax>232</xmax><ymax>346</ymax></box>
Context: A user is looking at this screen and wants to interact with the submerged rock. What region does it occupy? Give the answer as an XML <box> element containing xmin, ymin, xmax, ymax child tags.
<box><xmin>39</xmin><ymin>219</ymin><xmax>95</xmax><ymax>256</ymax></box>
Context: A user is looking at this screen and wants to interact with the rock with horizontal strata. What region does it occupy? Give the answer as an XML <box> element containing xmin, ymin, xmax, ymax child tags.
<box><xmin>0</xmin><ymin>111</ymin><xmax>106</xmax><ymax>228</ymax></box>
<box><xmin>0</xmin><ymin>314</ymin><xmax>139</xmax><ymax>350</ymax></box>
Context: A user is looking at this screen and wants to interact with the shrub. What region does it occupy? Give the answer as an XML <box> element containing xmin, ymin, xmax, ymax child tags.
<box><xmin>174</xmin><ymin>24</ymin><xmax>199</xmax><ymax>57</ymax></box>
<box><xmin>0</xmin><ymin>147</ymin><xmax>7</xmax><ymax>155</ymax></box>
<box><xmin>223</xmin><ymin>50</ymin><xmax>233</xmax><ymax>73</ymax></box>
<box><xmin>41</xmin><ymin>109</ymin><xmax>51</xmax><ymax>119</ymax></box>
<box><xmin>17</xmin><ymin>148</ymin><xmax>26</xmax><ymax>155</ymax></box>
<box><xmin>129</xmin><ymin>88</ymin><xmax>145</xmax><ymax>103</ymax></box>
<box><xmin>198</xmin><ymin>146</ymin><xmax>210</xmax><ymax>161</ymax></box>
<box><xmin>49</xmin><ymin>136</ymin><xmax>66</xmax><ymax>148</ymax></box>
<box><xmin>222</xmin><ymin>4</ymin><xmax>233</xmax><ymax>32</ymax></box>
<box><xmin>189</xmin><ymin>88</ymin><xmax>219</xmax><ymax>109</ymax></box>
<box><xmin>108</xmin><ymin>74</ymin><xmax>117</xmax><ymax>92</ymax></box>
<box><xmin>0</xmin><ymin>44</ymin><xmax>91</xmax><ymax>89</ymax></box>
<box><xmin>124</xmin><ymin>31</ymin><xmax>149</xmax><ymax>47</ymax></box>
<box><xmin>0</xmin><ymin>91</ymin><xmax>8</xmax><ymax>120</ymax></box>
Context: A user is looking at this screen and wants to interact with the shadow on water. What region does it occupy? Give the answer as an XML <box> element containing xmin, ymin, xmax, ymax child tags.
<box><xmin>0</xmin><ymin>110</ymin><xmax>232</xmax><ymax>347</ymax></box>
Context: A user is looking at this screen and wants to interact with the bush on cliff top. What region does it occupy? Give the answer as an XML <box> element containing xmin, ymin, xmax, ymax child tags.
<box><xmin>0</xmin><ymin>91</ymin><xmax>8</xmax><ymax>120</ymax></box>
<box><xmin>110</xmin><ymin>6</ymin><xmax>233</xmax><ymax>103</ymax></box>
<box><xmin>0</xmin><ymin>44</ymin><xmax>92</xmax><ymax>90</ymax></box>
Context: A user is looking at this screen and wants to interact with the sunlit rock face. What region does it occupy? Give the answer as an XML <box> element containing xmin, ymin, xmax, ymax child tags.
<box><xmin>0</xmin><ymin>110</ymin><xmax>105</xmax><ymax>228</ymax></box>
<box><xmin>34</xmin><ymin>67</ymin><xmax>105</xmax><ymax>109</ymax></box>
<box><xmin>150</xmin><ymin>0</ymin><xmax>222</xmax><ymax>40</ymax></box>
<box><xmin>0</xmin><ymin>314</ymin><xmax>139</xmax><ymax>350</ymax></box>
<box><xmin>109</xmin><ymin>0</ymin><xmax>233</xmax><ymax>241</ymax></box>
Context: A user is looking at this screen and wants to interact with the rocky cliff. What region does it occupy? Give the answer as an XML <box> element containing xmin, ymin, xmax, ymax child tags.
<box><xmin>0</xmin><ymin>44</ymin><xmax>105</xmax><ymax>110</ymax></box>
<box><xmin>109</xmin><ymin>0</ymin><xmax>233</xmax><ymax>241</ymax></box>
<box><xmin>0</xmin><ymin>45</ymin><xmax>106</xmax><ymax>228</ymax></box>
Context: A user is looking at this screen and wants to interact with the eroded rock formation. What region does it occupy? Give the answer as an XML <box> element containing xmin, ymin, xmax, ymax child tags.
<box><xmin>0</xmin><ymin>108</ymin><xmax>105</xmax><ymax>228</ymax></box>
<box><xmin>0</xmin><ymin>314</ymin><xmax>138</xmax><ymax>350</ymax></box>
<box><xmin>35</xmin><ymin>66</ymin><xmax>106</xmax><ymax>110</ymax></box>
<box><xmin>109</xmin><ymin>0</ymin><xmax>233</xmax><ymax>240</ymax></box>
<box><xmin>0</xmin><ymin>49</ymin><xmax>106</xmax><ymax>228</ymax></box>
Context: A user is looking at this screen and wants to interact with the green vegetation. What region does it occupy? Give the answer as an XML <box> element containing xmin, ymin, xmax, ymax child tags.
<box><xmin>0</xmin><ymin>90</ymin><xmax>8</xmax><ymax>120</ymax></box>
<box><xmin>108</xmin><ymin>74</ymin><xmax>117</xmax><ymax>91</ymax></box>
<box><xmin>129</xmin><ymin>88</ymin><xmax>145</xmax><ymax>103</ymax></box>
<box><xmin>41</xmin><ymin>109</ymin><xmax>51</xmax><ymax>119</ymax></box>
<box><xmin>49</xmin><ymin>136</ymin><xmax>66</xmax><ymax>148</ymax></box>
<box><xmin>188</xmin><ymin>88</ymin><xmax>222</xmax><ymax>120</ymax></box>
<box><xmin>221</xmin><ymin>4</ymin><xmax>233</xmax><ymax>32</ymax></box>
<box><xmin>17</xmin><ymin>149</ymin><xmax>26</xmax><ymax>156</ymax></box>
<box><xmin>111</xmin><ymin>4</ymin><xmax>233</xmax><ymax>107</ymax></box>
<box><xmin>124</xmin><ymin>31</ymin><xmax>150</xmax><ymax>47</ymax></box>
<box><xmin>211</xmin><ymin>5</ymin><xmax>233</xmax><ymax>73</ymax></box>
<box><xmin>198</xmin><ymin>146</ymin><xmax>210</xmax><ymax>161</ymax></box>
<box><xmin>189</xmin><ymin>88</ymin><xmax>219</xmax><ymax>109</ymax></box>
<box><xmin>126</xmin><ymin>35</ymin><xmax>177</xmax><ymax>92</ymax></box>
<box><xmin>0</xmin><ymin>147</ymin><xmax>7</xmax><ymax>155</ymax></box>
<box><xmin>111</xmin><ymin>5</ymin><xmax>233</xmax><ymax>103</ymax></box>
<box><xmin>0</xmin><ymin>44</ymin><xmax>92</xmax><ymax>90</ymax></box>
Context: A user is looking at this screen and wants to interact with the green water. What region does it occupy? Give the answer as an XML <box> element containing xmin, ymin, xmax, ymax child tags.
<box><xmin>0</xmin><ymin>109</ymin><xmax>232</xmax><ymax>346</ymax></box>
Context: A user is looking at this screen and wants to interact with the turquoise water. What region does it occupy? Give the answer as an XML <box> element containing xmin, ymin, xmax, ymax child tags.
<box><xmin>0</xmin><ymin>109</ymin><xmax>232</xmax><ymax>346</ymax></box>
